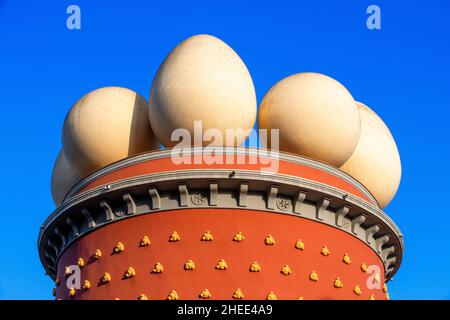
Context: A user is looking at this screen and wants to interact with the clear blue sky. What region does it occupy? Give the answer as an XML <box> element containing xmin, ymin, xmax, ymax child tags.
<box><xmin>0</xmin><ymin>0</ymin><xmax>449</xmax><ymax>300</ymax></box>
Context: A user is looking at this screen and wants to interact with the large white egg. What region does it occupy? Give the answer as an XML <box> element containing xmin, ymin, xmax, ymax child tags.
<box><xmin>63</xmin><ymin>87</ymin><xmax>159</xmax><ymax>176</ymax></box>
<box><xmin>148</xmin><ymin>34</ymin><xmax>257</xmax><ymax>147</ymax></box>
<box><xmin>340</xmin><ymin>102</ymin><xmax>401</xmax><ymax>208</ymax></box>
<box><xmin>258</xmin><ymin>73</ymin><xmax>361</xmax><ymax>167</ymax></box>
<box><xmin>51</xmin><ymin>150</ymin><xmax>81</xmax><ymax>206</ymax></box>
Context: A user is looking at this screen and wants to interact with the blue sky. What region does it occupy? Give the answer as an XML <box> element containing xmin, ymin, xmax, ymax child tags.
<box><xmin>0</xmin><ymin>0</ymin><xmax>449</xmax><ymax>299</ymax></box>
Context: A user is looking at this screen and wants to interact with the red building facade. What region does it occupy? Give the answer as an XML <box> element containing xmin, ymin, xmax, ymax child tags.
<box><xmin>39</xmin><ymin>148</ymin><xmax>403</xmax><ymax>300</ymax></box>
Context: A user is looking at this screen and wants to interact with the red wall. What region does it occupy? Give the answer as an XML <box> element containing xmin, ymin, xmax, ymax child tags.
<box><xmin>55</xmin><ymin>209</ymin><xmax>387</xmax><ymax>300</ymax></box>
<box><xmin>79</xmin><ymin>155</ymin><xmax>373</xmax><ymax>204</ymax></box>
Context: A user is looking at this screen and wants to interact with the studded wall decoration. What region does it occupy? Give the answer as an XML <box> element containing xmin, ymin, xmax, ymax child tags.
<box><xmin>361</xmin><ymin>262</ymin><xmax>368</xmax><ymax>272</ymax></box>
<box><xmin>201</xmin><ymin>230</ymin><xmax>213</xmax><ymax>241</ymax></box>
<box><xmin>249</xmin><ymin>261</ymin><xmax>261</xmax><ymax>272</ymax></box>
<box><xmin>77</xmin><ymin>257</ymin><xmax>85</xmax><ymax>268</ymax></box>
<box><xmin>309</xmin><ymin>271</ymin><xmax>319</xmax><ymax>282</ymax></box>
<box><xmin>101</xmin><ymin>272</ymin><xmax>112</xmax><ymax>283</ymax></box>
<box><xmin>343</xmin><ymin>254</ymin><xmax>351</xmax><ymax>265</ymax></box>
<box><xmin>113</xmin><ymin>242</ymin><xmax>125</xmax><ymax>253</ymax></box>
<box><xmin>233</xmin><ymin>232</ymin><xmax>245</xmax><ymax>242</ymax></box>
<box><xmin>169</xmin><ymin>231</ymin><xmax>181</xmax><ymax>242</ymax></box>
<box><xmin>184</xmin><ymin>259</ymin><xmax>195</xmax><ymax>271</ymax></box>
<box><xmin>233</xmin><ymin>288</ymin><xmax>244</xmax><ymax>299</ymax></box>
<box><xmin>295</xmin><ymin>239</ymin><xmax>305</xmax><ymax>250</ymax></box>
<box><xmin>152</xmin><ymin>262</ymin><xmax>164</xmax><ymax>273</ymax></box>
<box><xmin>266</xmin><ymin>291</ymin><xmax>277</xmax><ymax>300</ymax></box>
<box><xmin>167</xmin><ymin>290</ymin><xmax>179</xmax><ymax>300</ymax></box>
<box><xmin>48</xmin><ymin>211</ymin><xmax>392</xmax><ymax>300</ymax></box>
<box><xmin>265</xmin><ymin>234</ymin><xmax>276</xmax><ymax>245</ymax></box>
<box><xmin>124</xmin><ymin>267</ymin><xmax>136</xmax><ymax>278</ymax></box>
<box><xmin>353</xmin><ymin>285</ymin><xmax>362</xmax><ymax>296</ymax></box>
<box><xmin>138</xmin><ymin>294</ymin><xmax>148</xmax><ymax>300</ymax></box>
<box><xmin>139</xmin><ymin>236</ymin><xmax>151</xmax><ymax>247</ymax></box>
<box><xmin>320</xmin><ymin>246</ymin><xmax>330</xmax><ymax>256</ymax></box>
<box><xmin>40</xmin><ymin>148</ymin><xmax>404</xmax><ymax>301</ymax></box>
<box><xmin>94</xmin><ymin>249</ymin><xmax>102</xmax><ymax>260</ymax></box>
<box><xmin>334</xmin><ymin>277</ymin><xmax>343</xmax><ymax>288</ymax></box>
<box><xmin>82</xmin><ymin>280</ymin><xmax>91</xmax><ymax>290</ymax></box>
<box><xmin>280</xmin><ymin>265</ymin><xmax>292</xmax><ymax>275</ymax></box>
<box><xmin>199</xmin><ymin>289</ymin><xmax>212</xmax><ymax>299</ymax></box>
<box><xmin>215</xmin><ymin>259</ymin><xmax>228</xmax><ymax>270</ymax></box>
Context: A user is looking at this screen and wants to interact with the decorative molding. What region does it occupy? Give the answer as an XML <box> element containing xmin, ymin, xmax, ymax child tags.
<box><xmin>38</xmin><ymin>169</ymin><xmax>404</xmax><ymax>281</ymax></box>
<box><xmin>335</xmin><ymin>205</ymin><xmax>350</xmax><ymax>227</ymax></box>
<box><xmin>238</xmin><ymin>183</ymin><xmax>248</xmax><ymax>207</ymax></box>
<box><xmin>64</xmin><ymin>147</ymin><xmax>379</xmax><ymax>207</ymax></box>
<box><xmin>148</xmin><ymin>187</ymin><xmax>161</xmax><ymax>210</ymax></box>
<box><xmin>66</xmin><ymin>217</ymin><xmax>79</xmax><ymax>238</ymax></box>
<box><xmin>293</xmin><ymin>191</ymin><xmax>307</xmax><ymax>214</ymax></box>
<box><xmin>99</xmin><ymin>200</ymin><xmax>114</xmax><ymax>222</ymax></box>
<box><xmin>382</xmin><ymin>245</ymin><xmax>396</xmax><ymax>261</ymax></box>
<box><xmin>178</xmin><ymin>184</ymin><xmax>189</xmax><ymax>207</ymax></box>
<box><xmin>316</xmin><ymin>198</ymin><xmax>330</xmax><ymax>221</ymax></box>
<box><xmin>47</xmin><ymin>239</ymin><xmax>58</xmax><ymax>257</ymax></box>
<box><xmin>376</xmin><ymin>234</ymin><xmax>390</xmax><ymax>254</ymax></box>
<box><xmin>366</xmin><ymin>224</ymin><xmax>380</xmax><ymax>245</ymax></box>
<box><xmin>47</xmin><ymin>169</ymin><xmax>398</xmax><ymax>236</ymax></box>
<box><xmin>54</xmin><ymin>228</ymin><xmax>66</xmax><ymax>248</ymax></box>
<box><xmin>276</xmin><ymin>197</ymin><xmax>290</xmax><ymax>211</ymax></box>
<box><xmin>209</xmin><ymin>182</ymin><xmax>218</xmax><ymax>206</ymax></box>
<box><xmin>351</xmin><ymin>215</ymin><xmax>366</xmax><ymax>236</ymax></box>
<box><xmin>81</xmin><ymin>209</ymin><xmax>96</xmax><ymax>229</ymax></box>
<box><xmin>266</xmin><ymin>185</ymin><xmax>279</xmax><ymax>210</ymax></box>
<box><xmin>191</xmin><ymin>191</ymin><xmax>208</xmax><ymax>206</ymax></box>
<box><xmin>123</xmin><ymin>193</ymin><xmax>136</xmax><ymax>215</ymax></box>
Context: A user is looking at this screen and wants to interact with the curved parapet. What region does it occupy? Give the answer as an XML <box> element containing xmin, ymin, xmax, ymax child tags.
<box><xmin>39</xmin><ymin>148</ymin><xmax>402</xmax><ymax>299</ymax></box>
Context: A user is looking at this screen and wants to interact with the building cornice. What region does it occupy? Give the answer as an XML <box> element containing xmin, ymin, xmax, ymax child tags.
<box><xmin>64</xmin><ymin>147</ymin><xmax>379</xmax><ymax>206</ymax></box>
<box><xmin>39</xmin><ymin>164</ymin><xmax>403</xmax><ymax>281</ymax></box>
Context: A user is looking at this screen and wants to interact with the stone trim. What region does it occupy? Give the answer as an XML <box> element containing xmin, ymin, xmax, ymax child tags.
<box><xmin>64</xmin><ymin>147</ymin><xmax>379</xmax><ymax>206</ymax></box>
<box><xmin>38</xmin><ymin>169</ymin><xmax>403</xmax><ymax>280</ymax></box>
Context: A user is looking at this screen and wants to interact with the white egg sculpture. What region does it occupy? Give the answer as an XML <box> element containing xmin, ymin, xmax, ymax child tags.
<box><xmin>51</xmin><ymin>150</ymin><xmax>81</xmax><ymax>206</ymax></box>
<box><xmin>340</xmin><ymin>102</ymin><xmax>401</xmax><ymax>208</ymax></box>
<box><xmin>148</xmin><ymin>34</ymin><xmax>257</xmax><ymax>147</ymax></box>
<box><xmin>63</xmin><ymin>86</ymin><xmax>159</xmax><ymax>177</ymax></box>
<box><xmin>258</xmin><ymin>73</ymin><xmax>361</xmax><ymax>167</ymax></box>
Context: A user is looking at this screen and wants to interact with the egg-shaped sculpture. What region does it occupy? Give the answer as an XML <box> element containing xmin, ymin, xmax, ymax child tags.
<box><xmin>50</xmin><ymin>150</ymin><xmax>81</xmax><ymax>206</ymax></box>
<box><xmin>340</xmin><ymin>102</ymin><xmax>401</xmax><ymax>208</ymax></box>
<box><xmin>258</xmin><ymin>72</ymin><xmax>361</xmax><ymax>167</ymax></box>
<box><xmin>148</xmin><ymin>34</ymin><xmax>257</xmax><ymax>147</ymax></box>
<box><xmin>62</xmin><ymin>87</ymin><xmax>159</xmax><ymax>176</ymax></box>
